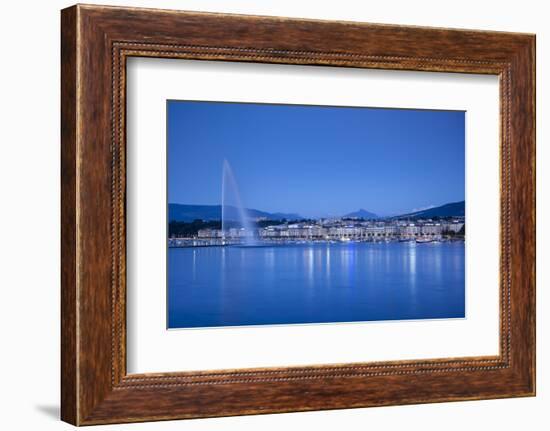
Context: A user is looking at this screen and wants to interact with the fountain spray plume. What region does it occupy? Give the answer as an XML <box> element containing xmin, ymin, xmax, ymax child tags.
<box><xmin>221</xmin><ymin>159</ymin><xmax>257</xmax><ymax>246</ymax></box>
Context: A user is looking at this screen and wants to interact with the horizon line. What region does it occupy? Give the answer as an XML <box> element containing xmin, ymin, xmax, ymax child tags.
<box><xmin>167</xmin><ymin>199</ymin><xmax>466</xmax><ymax>218</ymax></box>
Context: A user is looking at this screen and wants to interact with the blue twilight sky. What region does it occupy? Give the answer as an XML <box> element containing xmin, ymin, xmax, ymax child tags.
<box><xmin>167</xmin><ymin>100</ymin><xmax>465</xmax><ymax>218</ymax></box>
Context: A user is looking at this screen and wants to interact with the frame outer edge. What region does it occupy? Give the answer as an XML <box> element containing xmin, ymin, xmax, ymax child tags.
<box><xmin>506</xmin><ymin>35</ymin><xmax>536</xmax><ymax>396</ymax></box>
<box><xmin>522</xmin><ymin>34</ymin><xmax>536</xmax><ymax>395</ymax></box>
<box><xmin>61</xmin><ymin>5</ymin><xmax>79</xmax><ymax>426</ymax></box>
<box><xmin>531</xmin><ymin>35</ymin><xmax>536</xmax><ymax>396</ymax></box>
<box><xmin>60</xmin><ymin>4</ymin><xmax>536</xmax><ymax>425</ymax></box>
<box><xmin>526</xmin><ymin>35</ymin><xmax>536</xmax><ymax>395</ymax></box>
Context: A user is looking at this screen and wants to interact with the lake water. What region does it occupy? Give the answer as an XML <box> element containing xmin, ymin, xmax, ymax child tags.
<box><xmin>168</xmin><ymin>241</ymin><xmax>465</xmax><ymax>329</ymax></box>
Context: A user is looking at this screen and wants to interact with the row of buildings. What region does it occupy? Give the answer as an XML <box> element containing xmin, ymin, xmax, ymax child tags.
<box><xmin>194</xmin><ymin>218</ymin><xmax>464</xmax><ymax>242</ymax></box>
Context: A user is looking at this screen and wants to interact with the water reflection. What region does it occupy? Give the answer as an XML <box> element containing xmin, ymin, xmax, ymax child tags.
<box><xmin>168</xmin><ymin>242</ymin><xmax>465</xmax><ymax>328</ymax></box>
<box><xmin>325</xmin><ymin>245</ymin><xmax>331</xmax><ymax>279</ymax></box>
<box><xmin>192</xmin><ymin>249</ymin><xmax>197</xmax><ymax>282</ymax></box>
<box><xmin>305</xmin><ymin>247</ymin><xmax>314</xmax><ymax>287</ymax></box>
<box><xmin>407</xmin><ymin>243</ymin><xmax>418</xmax><ymax>311</ymax></box>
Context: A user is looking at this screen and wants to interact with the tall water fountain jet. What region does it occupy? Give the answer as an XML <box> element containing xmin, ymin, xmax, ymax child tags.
<box><xmin>221</xmin><ymin>159</ymin><xmax>257</xmax><ymax>246</ymax></box>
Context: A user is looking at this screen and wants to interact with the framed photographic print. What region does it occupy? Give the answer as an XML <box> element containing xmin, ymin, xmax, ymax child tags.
<box><xmin>61</xmin><ymin>4</ymin><xmax>536</xmax><ymax>425</ymax></box>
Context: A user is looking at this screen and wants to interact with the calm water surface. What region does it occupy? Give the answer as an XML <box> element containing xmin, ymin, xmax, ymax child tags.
<box><xmin>168</xmin><ymin>242</ymin><xmax>465</xmax><ymax>328</ymax></box>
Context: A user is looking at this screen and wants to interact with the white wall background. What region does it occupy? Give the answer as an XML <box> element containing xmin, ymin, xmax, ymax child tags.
<box><xmin>0</xmin><ymin>1</ymin><xmax>546</xmax><ymax>429</ymax></box>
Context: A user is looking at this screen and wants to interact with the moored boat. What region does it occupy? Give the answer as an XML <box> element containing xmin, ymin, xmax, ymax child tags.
<box><xmin>416</xmin><ymin>237</ymin><xmax>433</xmax><ymax>244</ymax></box>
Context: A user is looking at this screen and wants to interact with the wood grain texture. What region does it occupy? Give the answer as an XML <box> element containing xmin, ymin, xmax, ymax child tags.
<box><xmin>60</xmin><ymin>4</ymin><xmax>536</xmax><ymax>425</ymax></box>
<box><xmin>60</xmin><ymin>5</ymin><xmax>78</xmax><ymax>425</ymax></box>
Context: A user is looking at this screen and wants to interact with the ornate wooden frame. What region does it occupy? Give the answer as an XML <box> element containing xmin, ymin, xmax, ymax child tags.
<box><xmin>61</xmin><ymin>4</ymin><xmax>535</xmax><ymax>425</ymax></box>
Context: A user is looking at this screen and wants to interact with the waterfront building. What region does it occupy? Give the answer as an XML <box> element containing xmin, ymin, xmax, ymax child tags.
<box><xmin>363</xmin><ymin>226</ymin><xmax>386</xmax><ymax>238</ymax></box>
<box><xmin>401</xmin><ymin>224</ymin><xmax>420</xmax><ymax>238</ymax></box>
<box><xmin>384</xmin><ymin>225</ymin><xmax>399</xmax><ymax>236</ymax></box>
<box><xmin>198</xmin><ymin>228</ymin><xmax>222</xmax><ymax>238</ymax></box>
<box><xmin>421</xmin><ymin>223</ymin><xmax>442</xmax><ymax>236</ymax></box>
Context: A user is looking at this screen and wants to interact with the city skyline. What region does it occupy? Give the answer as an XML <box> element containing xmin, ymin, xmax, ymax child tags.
<box><xmin>168</xmin><ymin>100</ymin><xmax>465</xmax><ymax>218</ymax></box>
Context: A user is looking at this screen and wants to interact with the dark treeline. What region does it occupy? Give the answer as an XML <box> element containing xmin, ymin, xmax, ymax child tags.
<box><xmin>447</xmin><ymin>225</ymin><xmax>465</xmax><ymax>235</ymax></box>
<box><xmin>169</xmin><ymin>220</ymin><xmax>221</xmax><ymax>237</ymax></box>
<box><xmin>442</xmin><ymin>225</ymin><xmax>465</xmax><ymax>237</ymax></box>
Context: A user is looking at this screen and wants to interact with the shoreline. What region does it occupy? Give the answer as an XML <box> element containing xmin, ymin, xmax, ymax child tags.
<box><xmin>168</xmin><ymin>238</ymin><xmax>465</xmax><ymax>249</ymax></box>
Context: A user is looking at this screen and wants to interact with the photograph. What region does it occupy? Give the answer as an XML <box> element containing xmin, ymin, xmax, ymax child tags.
<box><xmin>167</xmin><ymin>100</ymin><xmax>466</xmax><ymax>329</ymax></box>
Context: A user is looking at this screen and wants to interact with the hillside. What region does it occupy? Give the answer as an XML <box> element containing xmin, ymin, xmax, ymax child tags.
<box><xmin>168</xmin><ymin>204</ymin><xmax>302</xmax><ymax>222</ymax></box>
<box><xmin>394</xmin><ymin>201</ymin><xmax>465</xmax><ymax>219</ymax></box>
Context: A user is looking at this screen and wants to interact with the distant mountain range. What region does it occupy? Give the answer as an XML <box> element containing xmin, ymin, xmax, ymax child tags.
<box><xmin>169</xmin><ymin>200</ymin><xmax>465</xmax><ymax>223</ymax></box>
<box><xmin>343</xmin><ymin>209</ymin><xmax>379</xmax><ymax>219</ymax></box>
<box><xmin>168</xmin><ymin>204</ymin><xmax>301</xmax><ymax>222</ymax></box>
<box><xmin>393</xmin><ymin>200</ymin><xmax>465</xmax><ymax>219</ymax></box>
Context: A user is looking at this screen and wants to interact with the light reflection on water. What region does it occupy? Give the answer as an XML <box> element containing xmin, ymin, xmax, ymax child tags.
<box><xmin>168</xmin><ymin>242</ymin><xmax>465</xmax><ymax>329</ymax></box>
